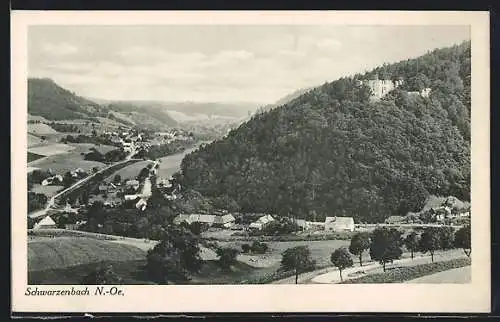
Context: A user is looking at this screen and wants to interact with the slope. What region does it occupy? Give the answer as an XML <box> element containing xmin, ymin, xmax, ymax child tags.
<box><xmin>28</xmin><ymin>237</ymin><xmax>147</xmax><ymax>272</ymax></box>
<box><xmin>179</xmin><ymin>41</ymin><xmax>471</xmax><ymax>224</ymax></box>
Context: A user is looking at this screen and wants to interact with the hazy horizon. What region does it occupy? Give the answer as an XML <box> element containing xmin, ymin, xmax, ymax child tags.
<box><xmin>29</xmin><ymin>25</ymin><xmax>470</xmax><ymax>105</ymax></box>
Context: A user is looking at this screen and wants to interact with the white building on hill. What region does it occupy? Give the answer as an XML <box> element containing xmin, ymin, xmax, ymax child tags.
<box><xmin>324</xmin><ymin>216</ymin><xmax>355</xmax><ymax>232</ymax></box>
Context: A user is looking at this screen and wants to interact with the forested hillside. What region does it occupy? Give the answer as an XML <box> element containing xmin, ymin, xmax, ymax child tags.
<box><xmin>179</xmin><ymin>41</ymin><xmax>471</xmax><ymax>223</ymax></box>
<box><xmin>28</xmin><ymin>78</ymin><xmax>108</xmax><ymax>121</ymax></box>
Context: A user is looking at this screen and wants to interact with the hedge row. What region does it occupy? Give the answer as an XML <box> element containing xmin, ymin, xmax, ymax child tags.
<box><xmin>341</xmin><ymin>257</ymin><xmax>471</xmax><ymax>284</ymax></box>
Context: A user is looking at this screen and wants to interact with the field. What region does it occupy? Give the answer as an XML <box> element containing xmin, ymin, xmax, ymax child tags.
<box><xmin>27</xmin><ymin>152</ymin><xmax>45</xmax><ymax>162</ymax></box>
<box><xmin>68</xmin><ymin>143</ymin><xmax>118</xmax><ymax>154</ymax></box>
<box><xmin>28</xmin><ymin>143</ymin><xmax>75</xmax><ymax>156</ymax></box>
<box><xmin>28</xmin><ymin>134</ymin><xmax>44</xmax><ymax>147</ymax></box>
<box><xmin>218</xmin><ymin>239</ymin><xmax>356</xmax><ymax>269</ymax></box>
<box><xmin>28</xmin><ymin>123</ymin><xmax>58</xmax><ymax>135</ymax></box>
<box><xmin>104</xmin><ymin>160</ymin><xmax>153</xmax><ymax>182</ymax></box>
<box><xmin>28</xmin><ymin>151</ymin><xmax>106</xmax><ymax>174</ymax></box>
<box><xmin>28</xmin><ymin>237</ymin><xmax>147</xmax><ymax>273</ymax></box>
<box><xmin>31</xmin><ymin>184</ymin><xmax>64</xmax><ymax>197</ymax></box>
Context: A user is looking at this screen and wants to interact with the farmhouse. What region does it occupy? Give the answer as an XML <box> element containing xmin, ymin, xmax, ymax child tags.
<box><xmin>125</xmin><ymin>179</ymin><xmax>140</xmax><ymax>191</ymax></box>
<box><xmin>41</xmin><ymin>175</ymin><xmax>63</xmax><ymax>186</ymax></box>
<box><xmin>324</xmin><ymin>216</ymin><xmax>355</xmax><ymax>232</ymax></box>
<box><xmin>33</xmin><ymin>216</ymin><xmax>57</xmax><ymax>230</ymax></box>
<box><xmin>173</xmin><ymin>214</ymin><xmax>216</xmax><ymax>226</ymax></box>
<box><xmin>135</xmin><ymin>198</ymin><xmax>148</xmax><ymax>211</ymax></box>
<box><xmin>385</xmin><ymin>216</ymin><xmax>405</xmax><ymax>225</ymax></box>
<box><xmin>213</xmin><ymin>214</ymin><xmax>236</xmax><ymax>228</ymax></box>
<box><xmin>249</xmin><ymin>214</ymin><xmax>275</xmax><ymax>230</ymax></box>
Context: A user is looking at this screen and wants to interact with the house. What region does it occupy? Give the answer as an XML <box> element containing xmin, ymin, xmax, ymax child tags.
<box><xmin>421</xmin><ymin>87</ymin><xmax>432</xmax><ymax>97</ymax></box>
<box><xmin>432</xmin><ymin>206</ymin><xmax>452</xmax><ymax>222</ymax></box>
<box><xmin>124</xmin><ymin>194</ymin><xmax>139</xmax><ymax>201</ymax></box>
<box><xmin>71</xmin><ymin>168</ymin><xmax>86</xmax><ymax>178</ymax></box>
<box><xmin>385</xmin><ymin>216</ymin><xmax>405</xmax><ymax>225</ymax></box>
<box><xmin>33</xmin><ymin>216</ymin><xmax>57</xmax><ymax>230</ymax></box>
<box><xmin>324</xmin><ymin>216</ymin><xmax>355</xmax><ymax>232</ymax></box>
<box><xmin>249</xmin><ymin>214</ymin><xmax>275</xmax><ymax>230</ymax></box>
<box><xmin>41</xmin><ymin>175</ymin><xmax>63</xmax><ymax>186</ymax></box>
<box><xmin>173</xmin><ymin>214</ymin><xmax>216</xmax><ymax>226</ymax></box>
<box><xmin>213</xmin><ymin>214</ymin><xmax>236</xmax><ymax>228</ymax></box>
<box><xmin>135</xmin><ymin>198</ymin><xmax>148</xmax><ymax>211</ymax></box>
<box><xmin>126</xmin><ymin>179</ymin><xmax>140</xmax><ymax>191</ymax></box>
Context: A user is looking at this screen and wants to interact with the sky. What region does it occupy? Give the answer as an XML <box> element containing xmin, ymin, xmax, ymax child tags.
<box><xmin>28</xmin><ymin>25</ymin><xmax>470</xmax><ymax>104</ymax></box>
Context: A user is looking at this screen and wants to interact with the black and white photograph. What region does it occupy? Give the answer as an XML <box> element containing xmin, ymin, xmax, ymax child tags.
<box><xmin>12</xmin><ymin>11</ymin><xmax>490</xmax><ymax>313</ymax></box>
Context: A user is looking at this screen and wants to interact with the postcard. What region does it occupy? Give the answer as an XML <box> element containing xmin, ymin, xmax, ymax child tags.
<box><xmin>11</xmin><ymin>10</ymin><xmax>490</xmax><ymax>313</ymax></box>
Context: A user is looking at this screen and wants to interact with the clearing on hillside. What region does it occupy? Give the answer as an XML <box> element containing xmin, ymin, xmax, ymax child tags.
<box><xmin>28</xmin><ymin>134</ymin><xmax>44</xmax><ymax>147</ymax></box>
<box><xmin>28</xmin><ymin>143</ymin><xmax>75</xmax><ymax>157</ymax></box>
<box><xmin>28</xmin><ymin>237</ymin><xmax>147</xmax><ymax>272</ymax></box>
<box><xmin>28</xmin><ymin>123</ymin><xmax>58</xmax><ymax>135</ymax></box>
<box><xmin>28</xmin><ymin>151</ymin><xmax>106</xmax><ymax>173</ymax></box>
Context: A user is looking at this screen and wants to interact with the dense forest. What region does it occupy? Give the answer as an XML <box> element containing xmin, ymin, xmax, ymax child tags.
<box><xmin>179</xmin><ymin>41</ymin><xmax>471</xmax><ymax>223</ymax></box>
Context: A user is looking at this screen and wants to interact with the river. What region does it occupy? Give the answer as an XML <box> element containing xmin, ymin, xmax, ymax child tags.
<box><xmin>156</xmin><ymin>141</ymin><xmax>212</xmax><ymax>179</ymax></box>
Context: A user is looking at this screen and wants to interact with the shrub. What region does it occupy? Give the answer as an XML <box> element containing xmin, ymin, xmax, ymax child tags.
<box><xmin>251</xmin><ymin>241</ymin><xmax>268</xmax><ymax>254</ymax></box>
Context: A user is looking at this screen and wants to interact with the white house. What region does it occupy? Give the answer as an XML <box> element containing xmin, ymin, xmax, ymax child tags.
<box><xmin>135</xmin><ymin>198</ymin><xmax>148</xmax><ymax>211</ymax></box>
<box><xmin>324</xmin><ymin>216</ymin><xmax>355</xmax><ymax>232</ymax></box>
<box><xmin>33</xmin><ymin>216</ymin><xmax>57</xmax><ymax>230</ymax></box>
<box><xmin>249</xmin><ymin>214</ymin><xmax>275</xmax><ymax>230</ymax></box>
<box><xmin>173</xmin><ymin>214</ymin><xmax>216</xmax><ymax>226</ymax></box>
<box><xmin>125</xmin><ymin>179</ymin><xmax>140</xmax><ymax>191</ymax></box>
<box><xmin>41</xmin><ymin>175</ymin><xmax>63</xmax><ymax>186</ymax></box>
<box><xmin>213</xmin><ymin>214</ymin><xmax>236</xmax><ymax>228</ymax></box>
<box><xmin>125</xmin><ymin>194</ymin><xmax>139</xmax><ymax>201</ymax></box>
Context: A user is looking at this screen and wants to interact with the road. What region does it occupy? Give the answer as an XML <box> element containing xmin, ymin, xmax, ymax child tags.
<box><xmin>272</xmin><ymin>250</ymin><xmax>467</xmax><ymax>284</ymax></box>
<box><xmin>29</xmin><ymin>148</ymin><xmax>139</xmax><ymax>219</ymax></box>
<box><xmin>405</xmin><ymin>266</ymin><xmax>471</xmax><ymax>284</ymax></box>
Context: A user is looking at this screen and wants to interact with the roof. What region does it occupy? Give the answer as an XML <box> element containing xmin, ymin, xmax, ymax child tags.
<box><xmin>325</xmin><ymin>216</ymin><xmax>354</xmax><ymax>225</ymax></box>
<box><xmin>249</xmin><ymin>222</ymin><xmax>262</xmax><ymax>229</ymax></box>
<box><xmin>126</xmin><ymin>179</ymin><xmax>140</xmax><ymax>186</ymax></box>
<box><xmin>174</xmin><ymin>214</ymin><xmax>216</xmax><ymax>225</ymax></box>
<box><xmin>37</xmin><ymin>216</ymin><xmax>56</xmax><ymax>226</ymax></box>
<box><xmin>385</xmin><ymin>216</ymin><xmax>405</xmax><ymax>223</ymax></box>
<box><xmin>257</xmin><ymin>215</ymin><xmax>274</xmax><ymax>224</ymax></box>
<box><xmin>213</xmin><ymin>214</ymin><xmax>236</xmax><ymax>224</ymax></box>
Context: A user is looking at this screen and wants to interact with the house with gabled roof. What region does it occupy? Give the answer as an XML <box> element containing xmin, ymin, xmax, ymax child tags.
<box><xmin>324</xmin><ymin>216</ymin><xmax>355</xmax><ymax>232</ymax></box>
<box><xmin>33</xmin><ymin>216</ymin><xmax>57</xmax><ymax>230</ymax></box>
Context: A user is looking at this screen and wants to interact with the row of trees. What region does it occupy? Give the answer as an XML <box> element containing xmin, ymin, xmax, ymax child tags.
<box><xmin>280</xmin><ymin>225</ymin><xmax>471</xmax><ymax>283</ymax></box>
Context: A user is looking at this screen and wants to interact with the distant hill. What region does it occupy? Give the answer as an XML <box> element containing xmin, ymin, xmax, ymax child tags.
<box><xmin>179</xmin><ymin>41</ymin><xmax>471</xmax><ymax>224</ymax></box>
<box><xmin>28</xmin><ymin>78</ymin><xmax>178</xmax><ymax>130</ymax></box>
<box><xmin>103</xmin><ymin>101</ymin><xmax>178</xmax><ymax>130</ymax></box>
<box><xmin>28</xmin><ymin>78</ymin><xmax>109</xmax><ymax>121</ymax></box>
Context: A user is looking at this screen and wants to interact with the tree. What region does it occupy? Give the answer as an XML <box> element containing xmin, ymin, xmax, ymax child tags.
<box><xmin>241</xmin><ymin>244</ymin><xmax>251</xmax><ymax>253</ymax></box>
<box><xmin>439</xmin><ymin>226</ymin><xmax>455</xmax><ymax>250</ymax></box>
<box><xmin>369</xmin><ymin>227</ymin><xmax>403</xmax><ymax>272</ymax></box>
<box><xmin>404</xmin><ymin>231</ymin><xmax>419</xmax><ymax>259</ymax></box>
<box><xmin>216</xmin><ymin>247</ymin><xmax>239</xmax><ymax>271</ymax></box>
<box><xmin>251</xmin><ymin>241</ymin><xmax>268</xmax><ymax>254</ymax></box>
<box><xmin>330</xmin><ymin>247</ymin><xmax>354</xmax><ymax>282</ymax></box>
<box><xmin>146</xmin><ymin>225</ymin><xmax>202</xmax><ymax>284</ymax></box>
<box><xmin>418</xmin><ymin>228</ymin><xmax>441</xmax><ymax>262</ymax></box>
<box><xmin>348</xmin><ymin>232</ymin><xmax>370</xmax><ymax>266</ymax></box>
<box><xmin>279</xmin><ymin>246</ymin><xmax>316</xmax><ymax>284</ymax></box>
<box><xmin>62</xmin><ymin>171</ymin><xmax>74</xmax><ymax>187</ymax></box>
<box><xmin>81</xmin><ymin>263</ymin><xmax>123</xmax><ymax>285</ymax></box>
<box><xmin>113</xmin><ymin>174</ymin><xmax>122</xmax><ymax>185</ymax></box>
<box><xmin>454</xmin><ymin>225</ymin><xmax>471</xmax><ymax>257</ymax></box>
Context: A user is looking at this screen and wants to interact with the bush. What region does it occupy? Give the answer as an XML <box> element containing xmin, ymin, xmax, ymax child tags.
<box><xmin>241</xmin><ymin>244</ymin><xmax>251</xmax><ymax>253</ymax></box>
<box><xmin>251</xmin><ymin>241</ymin><xmax>268</xmax><ymax>254</ymax></box>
